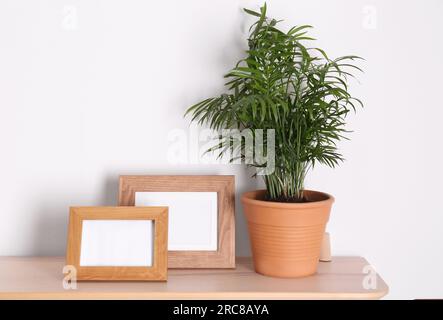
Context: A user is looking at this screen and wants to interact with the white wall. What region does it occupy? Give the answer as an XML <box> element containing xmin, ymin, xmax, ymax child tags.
<box><xmin>0</xmin><ymin>0</ymin><xmax>442</xmax><ymax>299</ymax></box>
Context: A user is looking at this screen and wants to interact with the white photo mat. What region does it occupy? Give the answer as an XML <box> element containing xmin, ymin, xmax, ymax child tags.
<box><xmin>135</xmin><ymin>191</ymin><xmax>218</xmax><ymax>251</ymax></box>
<box><xmin>79</xmin><ymin>220</ymin><xmax>154</xmax><ymax>267</ymax></box>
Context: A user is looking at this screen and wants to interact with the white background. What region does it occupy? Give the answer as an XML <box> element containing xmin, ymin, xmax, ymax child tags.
<box><xmin>0</xmin><ymin>0</ymin><xmax>442</xmax><ymax>299</ymax></box>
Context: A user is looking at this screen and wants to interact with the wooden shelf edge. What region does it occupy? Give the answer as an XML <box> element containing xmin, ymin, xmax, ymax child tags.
<box><xmin>0</xmin><ymin>256</ymin><xmax>389</xmax><ymax>300</ymax></box>
<box><xmin>0</xmin><ymin>290</ymin><xmax>389</xmax><ymax>300</ymax></box>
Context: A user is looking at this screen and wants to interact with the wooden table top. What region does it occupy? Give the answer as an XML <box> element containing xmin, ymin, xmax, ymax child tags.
<box><xmin>0</xmin><ymin>256</ymin><xmax>388</xmax><ymax>299</ymax></box>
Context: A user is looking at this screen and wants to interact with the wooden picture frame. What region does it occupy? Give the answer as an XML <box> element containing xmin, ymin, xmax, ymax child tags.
<box><xmin>66</xmin><ymin>206</ymin><xmax>168</xmax><ymax>281</ymax></box>
<box><xmin>119</xmin><ymin>175</ymin><xmax>235</xmax><ymax>268</ymax></box>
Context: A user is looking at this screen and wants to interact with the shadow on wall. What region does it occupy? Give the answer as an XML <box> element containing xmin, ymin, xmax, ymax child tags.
<box><xmin>234</xmin><ymin>168</ymin><xmax>255</xmax><ymax>257</ymax></box>
<box><xmin>31</xmin><ymin>202</ymin><xmax>70</xmax><ymax>256</ymax></box>
<box><xmin>30</xmin><ymin>175</ymin><xmax>120</xmax><ymax>256</ymax></box>
<box><xmin>31</xmin><ymin>165</ymin><xmax>256</xmax><ymax>256</ymax></box>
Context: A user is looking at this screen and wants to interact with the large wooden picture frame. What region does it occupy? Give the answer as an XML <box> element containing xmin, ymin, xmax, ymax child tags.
<box><xmin>66</xmin><ymin>206</ymin><xmax>168</xmax><ymax>281</ymax></box>
<box><xmin>119</xmin><ymin>175</ymin><xmax>235</xmax><ymax>268</ymax></box>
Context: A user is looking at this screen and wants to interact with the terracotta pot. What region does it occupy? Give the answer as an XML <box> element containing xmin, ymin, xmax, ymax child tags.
<box><xmin>241</xmin><ymin>189</ymin><xmax>334</xmax><ymax>278</ymax></box>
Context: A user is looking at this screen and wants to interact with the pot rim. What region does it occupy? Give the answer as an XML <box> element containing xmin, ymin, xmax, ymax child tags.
<box><xmin>241</xmin><ymin>189</ymin><xmax>334</xmax><ymax>209</ymax></box>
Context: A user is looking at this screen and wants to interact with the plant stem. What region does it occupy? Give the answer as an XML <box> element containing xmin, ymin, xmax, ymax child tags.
<box><xmin>263</xmin><ymin>162</ymin><xmax>307</xmax><ymax>201</ymax></box>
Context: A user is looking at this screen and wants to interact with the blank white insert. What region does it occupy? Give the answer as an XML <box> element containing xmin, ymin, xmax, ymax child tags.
<box><xmin>135</xmin><ymin>192</ymin><xmax>217</xmax><ymax>251</ymax></box>
<box><xmin>79</xmin><ymin>220</ymin><xmax>154</xmax><ymax>267</ymax></box>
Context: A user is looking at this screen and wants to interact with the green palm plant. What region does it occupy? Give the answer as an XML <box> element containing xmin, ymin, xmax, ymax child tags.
<box><xmin>185</xmin><ymin>3</ymin><xmax>363</xmax><ymax>202</ymax></box>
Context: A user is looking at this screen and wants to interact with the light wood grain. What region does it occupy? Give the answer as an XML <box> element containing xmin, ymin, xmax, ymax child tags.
<box><xmin>0</xmin><ymin>256</ymin><xmax>388</xmax><ymax>300</ymax></box>
<box><xmin>66</xmin><ymin>207</ymin><xmax>168</xmax><ymax>281</ymax></box>
<box><xmin>119</xmin><ymin>175</ymin><xmax>235</xmax><ymax>268</ymax></box>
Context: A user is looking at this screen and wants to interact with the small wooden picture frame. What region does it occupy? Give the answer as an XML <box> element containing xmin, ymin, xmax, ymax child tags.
<box><xmin>119</xmin><ymin>175</ymin><xmax>235</xmax><ymax>268</ymax></box>
<box><xmin>66</xmin><ymin>206</ymin><xmax>168</xmax><ymax>281</ymax></box>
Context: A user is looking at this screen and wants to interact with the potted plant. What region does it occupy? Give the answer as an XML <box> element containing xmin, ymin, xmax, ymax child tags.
<box><xmin>185</xmin><ymin>3</ymin><xmax>363</xmax><ymax>277</ymax></box>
